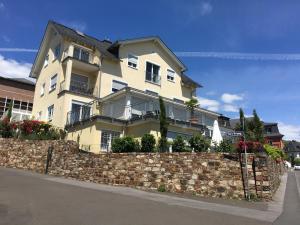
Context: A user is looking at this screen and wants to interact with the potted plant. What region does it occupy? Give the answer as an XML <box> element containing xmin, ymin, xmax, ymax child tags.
<box><xmin>185</xmin><ymin>98</ymin><xmax>199</xmax><ymax>124</ymax></box>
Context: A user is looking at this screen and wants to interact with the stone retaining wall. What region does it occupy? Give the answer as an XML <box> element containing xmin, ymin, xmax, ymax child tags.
<box><xmin>0</xmin><ymin>138</ymin><xmax>284</xmax><ymax>200</ymax></box>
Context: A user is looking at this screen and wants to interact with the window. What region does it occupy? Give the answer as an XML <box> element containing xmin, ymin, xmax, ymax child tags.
<box><xmin>54</xmin><ymin>44</ymin><xmax>61</xmax><ymax>59</ymax></box>
<box><xmin>145</xmin><ymin>89</ymin><xmax>158</xmax><ymax>96</ymax></box>
<box><xmin>167</xmin><ymin>69</ymin><xmax>175</xmax><ymax>82</ymax></box>
<box><xmin>70</xmin><ymin>101</ymin><xmax>91</xmax><ymax>124</ymax></box>
<box><xmin>146</xmin><ymin>62</ymin><xmax>160</xmax><ymax>84</ymax></box>
<box><xmin>44</xmin><ymin>54</ymin><xmax>49</xmax><ymax>67</ymax></box>
<box><xmin>37</xmin><ymin>111</ymin><xmax>42</xmax><ymax>120</ymax></box>
<box><xmin>112</xmin><ymin>80</ymin><xmax>127</xmax><ymax>93</ymax></box>
<box><xmin>73</xmin><ymin>46</ymin><xmax>90</xmax><ymax>62</ymax></box>
<box><xmin>49</xmin><ymin>74</ymin><xmax>57</xmax><ymax>91</ymax></box>
<box><xmin>40</xmin><ymin>83</ymin><xmax>45</xmax><ymax>96</ymax></box>
<box><xmin>101</xmin><ymin>130</ymin><xmax>121</xmax><ymax>152</ymax></box>
<box><xmin>128</xmin><ymin>54</ymin><xmax>138</xmax><ymax>69</ymax></box>
<box><xmin>47</xmin><ymin>105</ymin><xmax>54</xmax><ymax>121</ymax></box>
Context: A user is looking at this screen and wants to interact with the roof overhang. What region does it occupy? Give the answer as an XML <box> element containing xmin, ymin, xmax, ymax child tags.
<box><xmin>111</xmin><ymin>36</ymin><xmax>187</xmax><ymax>72</ymax></box>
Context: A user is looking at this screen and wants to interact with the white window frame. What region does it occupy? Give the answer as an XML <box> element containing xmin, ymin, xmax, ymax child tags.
<box><xmin>37</xmin><ymin>111</ymin><xmax>42</xmax><ymax>120</ymax></box>
<box><xmin>145</xmin><ymin>61</ymin><xmax>161</xmax><ymax>84</ymax></box>
<box><xmin>127</xmin><ymin>53</ymin><xmax>138</xmax><ymax>69</ymax></box>
<box><xmin>40</xmin><ymin>83</ymin><xmax>45</xmax><ymax>96</ymax></box>
<box><xmin>167</xmin><ymin>69</ymin><xmax>175</xmax><ymax>82</ymax></box>
<box><xmin>47</xmin><ymin>105</ymin><xmax>54</xmax><ymax>122</ymax></box>
<box><xmin>49</xmin><ymin>74</ymin><xmax>58</xmax><ymax>92</ymax></box>
<box><xmin>44</xmin><ymin>54</ymin><xmax>49</xmax><ymax>67</ymax></box>
<box><xmin>100</xmin><ymin>130</ymin><xmax>121</xmax><ymax>152</ymax></box>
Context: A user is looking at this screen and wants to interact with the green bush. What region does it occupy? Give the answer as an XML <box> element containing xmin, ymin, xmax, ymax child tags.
<box><xmin>264</xmin><ymin>144</ymin><xmax>284</xmax><ymax>160</ymax></box>
<box><xmin>172</xmin><ymin>135</ymin><xmax>187</xmax><ymax>152</ymax></box>
<box><xmin>112</xmin><ymin>136</ymin><xmax>140</xmax><ymax>153</ymax></box>
<box><xmin>189</xmin><ymin>134</ymin><xmax>210</xmax><ymax>152</ymax></box>
<box><xmin>157</xmin><ymin>184</ymin><xmax>166</xmax><ymax>192</ymax></box>
<box><xmin>141</xmin><ymin>134</ymin><xmax>156</xmax><ymax>152</ymax></box>
<box><xmin>215</xmin><ymin>139</ymin><xmax>235</xmax><ymax>153</ymax></box>
<box><xmin>294</xmin><ymin>158</ymin><xmax>300</xmax><ymax>166</ymax></box>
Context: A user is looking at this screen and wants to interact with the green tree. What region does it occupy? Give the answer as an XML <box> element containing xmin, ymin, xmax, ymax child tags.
<box><xmin>189</xmin><ymin>134</ymin><xmax>210</xmax><ymax>152</ymax></box>
<box><xmin>159</xmin><ymin>96</ymin><xmax>168</xmax><ymax>152</ymax></box>
<box><xmin>252</xmin><ymin>109</ymin><xmax>264</xmax><ymax>143</ymax></box>
<box><xmin>185</xmin><ymin>98</ymin><xmax>199</xmax><ymax>119</ymax></box>
<box><xmin>215</xmin><ymin>139</ymin><xmax>235</xmax><ymax>153</ymax></box>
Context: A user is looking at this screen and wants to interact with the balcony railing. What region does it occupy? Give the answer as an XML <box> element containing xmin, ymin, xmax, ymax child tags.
<box><xmin>62</xmin><ymin>46</ymin><xmax>98</xmax><ymax>66</ymax></box>
<box><xmin>66</xmin><ymin>105</ymin><xmax>93</xmax><ymax>126</ymax></box>
<box><xmin>59</xmin><ymin>80</ymin><xmax>98</xmax><ymax>97</ymax></box>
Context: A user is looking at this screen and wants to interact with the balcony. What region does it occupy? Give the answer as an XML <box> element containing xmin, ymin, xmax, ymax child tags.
<box><xmin>59</xmin><ymin>80</ymin><xmax>98</xmax><ymax>97</ymax></box>
<box><xmin>62</xmin><ymin>46</ymin><xmax>100</xmax><ymax>73</ymax></box>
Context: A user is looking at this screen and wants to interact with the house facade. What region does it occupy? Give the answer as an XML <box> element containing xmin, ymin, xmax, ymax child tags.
<box><xmin>284</xmin><ymin>140</ymin><xmax>300</xmax><ymax>160</ymax></box>
<box><xmin>0</xmin><ymin>76</ymin><xmax>35</xmax><ymax>121</ymax></box>
<box><xmin>263</xmin><ymin>122</ymin><xmax>284</xmax><ymax>149</ymax></box>
<box><xmin>30</xmin><ymin>21</ymin><xmax>221</xmax><ymax>153</ymax></box>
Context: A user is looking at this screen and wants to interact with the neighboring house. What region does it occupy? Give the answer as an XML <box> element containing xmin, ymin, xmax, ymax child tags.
<box><xmin>0</xmin><ymin>76</ymin><xmax>35</xmax><ymax>121</ymax></box>
<box><xmin>284</xmin><ymin>140</ymin><xmax>300</xmax><ymax>160</ymax></box>
<box><xmin>30</xmin><ymin>21</ymin><xmax>222</xmax><ymax>153</ymax></box>
<box><xmin>263</xmin><ymin>122</ymin><xmax>284</xmax><ymax>149</ymax></box>
<box><xmin>230</xmin><ymin>118</ymin><xmax>284</xmax><ymax>149</ymax></box>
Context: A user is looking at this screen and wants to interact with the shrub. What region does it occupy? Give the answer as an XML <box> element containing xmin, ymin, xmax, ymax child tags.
<box><xmin>0</xmin><ymin>119</ymin><xmax>65</xmax><ymax>140</ymax></box>
<box><xmin>112</xmin><ymin>136</ymin><xmax>140</xmax><ymax>153</ymax></box>
<box><xmin>215</xmin><ymin>139</ymin><xmax>235</xmax><ymax>153</ymax></box>
<box><xmin>189</xmin><ymin>134</ymin><xmax>210</xmax><ymax>152</ymax></box>
<box><xmin>141</xmin><ymin>134</ymin><xmax>156</xmax><ymax>152</ymax></box>
<box><xmin>237</xmin><ymin>141</ymin><xmax>264</xmax><ymax>154</ymax></box>
<box><xmin>0</xmin><ymin>117</ymin><xmax>14</xmax><ymax>138</ymax></box>
<box><xmin>264</xmin><ymin>144</ymin><xmax>285</xmax><ymax>160</ymax></box>
<box><xmin>294</xmin><ymin>158</ymin><xmax>300</xmax><ymax>166</ymax></box>
<box><xmin>172</xmin><ymin>135</ymin><xmax>187</xmax><ymax>152</ymax></box>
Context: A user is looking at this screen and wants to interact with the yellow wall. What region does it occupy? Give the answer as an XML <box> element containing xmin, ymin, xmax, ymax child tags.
<box><xmin>100</xmin><ymin>41</ymin><xmax>195</xmax><ymax>101</ymax></box>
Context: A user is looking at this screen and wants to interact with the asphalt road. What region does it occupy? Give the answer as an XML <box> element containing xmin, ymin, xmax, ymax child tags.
<box><xmin>0</xmin><ymin>168</ymin><xmax>298</xmax><ymax>225</ymax></box>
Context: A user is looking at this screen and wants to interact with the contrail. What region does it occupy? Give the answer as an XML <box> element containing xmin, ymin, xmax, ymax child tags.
<box><xmin>175</xmin><ymin>52</ymin><xmax>300</xmax><ymax>61</ymax></box>
<box><xmin>0</xmin><ymin>48</ymin><xmax>38</xmax><ymax>52</ymax></box>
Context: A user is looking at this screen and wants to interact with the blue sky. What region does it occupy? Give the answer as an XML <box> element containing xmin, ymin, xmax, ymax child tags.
<box><xmin>0</xmin><ymin>0</ymin><xmax>300</xmax><ymax>140</ymax></box>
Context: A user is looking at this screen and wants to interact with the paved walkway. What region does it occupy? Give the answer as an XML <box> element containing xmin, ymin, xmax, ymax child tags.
<box><xmin>273</xmin><ymin>171</ymin><xmax>300</xmax><ymax>224</ymax></box>
<box><xmin>0</xmin><ymin>168</ymin><xmax>298</xmax><ymax>225</ymax></box>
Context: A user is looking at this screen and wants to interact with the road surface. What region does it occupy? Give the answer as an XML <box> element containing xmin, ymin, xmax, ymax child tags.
<box><xmin>0</xmin><ymin>168</ymin><xmax>299</xmax><ymax>225</ymax></box>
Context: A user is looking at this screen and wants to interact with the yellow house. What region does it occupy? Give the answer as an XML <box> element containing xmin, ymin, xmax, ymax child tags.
<box><xmin>30</xmin><ymin>21</ymin><xmax>221</xmax><ymax>153</ymax></box>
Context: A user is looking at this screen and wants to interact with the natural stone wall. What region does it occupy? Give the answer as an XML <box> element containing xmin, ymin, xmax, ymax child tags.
<box><xmin>0</xmin><ymin>138</ymin><xmax>284</xmax><ymax>200</ymax></box>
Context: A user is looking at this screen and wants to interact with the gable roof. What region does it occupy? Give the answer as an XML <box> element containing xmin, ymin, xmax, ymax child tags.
<box><xmin>30</xmin><ymin>21</ymin><xmax>201</xmax><ymax>88</ymax></box>
<box><xmin>109</xmin><ymin>36</ymin><xmax>187</xmax><ymax>72</ymax></box>
<box><xmin>0</xmin><ymin>76</ymin><xmax>35</xmax><ymax>86</ymax></box>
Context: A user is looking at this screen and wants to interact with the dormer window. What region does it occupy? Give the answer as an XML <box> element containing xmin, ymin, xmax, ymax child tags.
<box><xmin>128</xmin><ymin>54</ymin><xmax>138</xmax><ymax>69</ymax></box>
<box><xmin>73</xmin><ymin>46</ymin><xmax>90</xmax><ymax>63</ymax></box>
<box><xmin>54</xmin><ymin>44</ymin><xmax>61</xmax><ymax>59</ymax></box>
<box><xmin>167</xmin><ymin>69</ymin><xmax>175</xmax><ymax>82</ymax></box>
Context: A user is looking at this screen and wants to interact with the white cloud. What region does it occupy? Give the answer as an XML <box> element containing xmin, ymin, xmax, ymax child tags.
<box><xmin>60</xmin><ymin>20</ymin><xmax>87</xmax><ymax>32</ymax></box>
<box><xmin>278</xmin><ymin>122</ymin><xmax>300</xmax><ymax>141</ymax></box>
<box><xmin>0</xmin><ymin>48</ymin><xmax>37</xmax><ymax>52</ymax></box>
<box><xmin>175</xmin><ymin>51</ymin><xmax>300</xmax><ymax>61</ymax></box>
<box><xmin>222</xmin><ymin>104</ymin><xmax>239</xmax><ymax>113</ymax></box>
<box><xmin>0</xmin><ymin>54</ymin><xmax>33</xmax><ymax>80</ymax></box>
<box><xmin>199</xmin><ymin>2</ymin><xmax>213</xmax><ymax>16</ymax></box>
<box><xmin>221</xmin><ymin>93</ymin><xmax>243</xmax><ymax>104</ymax></box>
<box><xmin>0</xmin><ymin>2</ymin><xmax>4</xmax><ymax>10</ymax></box>
<box><xmin>198</xmin><ymin>96</ymin><xmax>220</xmax><ymax>111</ymax></box>
<box><xmin>2</xmin><ymin>35</ymin><xmax>10</xmax><ymax>43</ymax></box>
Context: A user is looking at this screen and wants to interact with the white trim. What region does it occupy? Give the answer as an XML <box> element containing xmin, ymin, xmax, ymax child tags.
<box><xmin>49</xmin><ymin>74</ymin><xmax>58</xmax><ymax>92</ymax></box>
<box><xmin>127</xmin><ymin>53</ymin><xmax>138</xmax><ymax>69</ymax></box>
<box><xmin>167</xmin><ymin>69</ymin><xmax>175</xmax><ymax>82</ymax></box>
<box><xmin>145</xmin><ymin>61</ymin><xmax>161</xmax><ymax>85</ymax></box>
